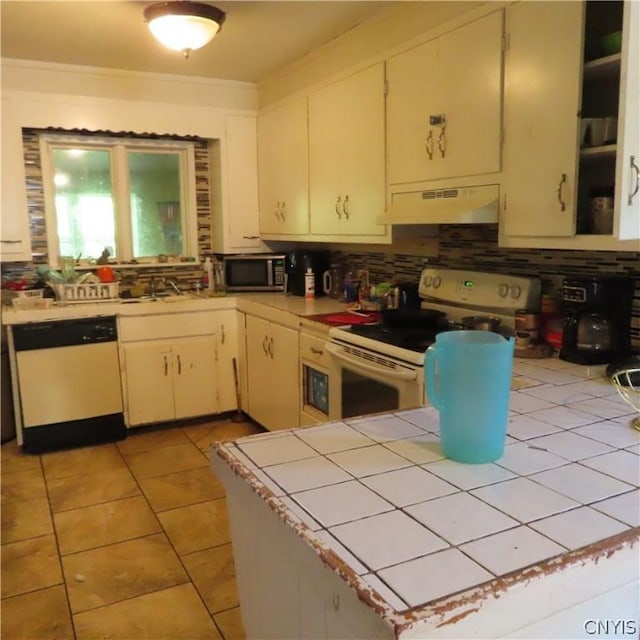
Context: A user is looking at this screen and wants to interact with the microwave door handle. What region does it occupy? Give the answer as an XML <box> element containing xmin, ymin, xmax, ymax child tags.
<box><xmin>267</xmin><ymin>260</ymin><xmax>274</xmax><ymax>287</ymax></box>
<box><xmin>325</xmin><ymin>343</ymin><xmax>417</xmax><ymax>381</ymax></box>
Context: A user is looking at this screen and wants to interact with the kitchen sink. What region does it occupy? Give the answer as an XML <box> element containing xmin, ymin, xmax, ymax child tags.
<box><xmin>121</xmin><ymin>292</ymin><xmax>201</xmax><ymax>303</ymax></box>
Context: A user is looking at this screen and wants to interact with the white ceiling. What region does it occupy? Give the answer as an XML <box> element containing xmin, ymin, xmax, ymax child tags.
<box><xmin>0</xmin><ymin>0</ymin><xmax>397</xmax><ymax>84</ymax></box>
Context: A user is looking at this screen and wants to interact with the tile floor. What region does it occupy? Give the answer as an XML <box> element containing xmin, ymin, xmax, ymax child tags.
<box><xmin>1</xmin><ymin>415</ymin><xmax>264</xmax><ymax>640</ymax></box>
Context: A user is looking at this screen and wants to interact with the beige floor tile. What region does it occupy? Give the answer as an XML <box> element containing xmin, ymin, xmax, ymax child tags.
<box><xmin>158</xmin><ymin>498</ymin><xmax>230</xmax><ymax>555</ymax></box>
<box><xmin>1</xmin><ymin>535</ymin><xmax>63</xmax><ymax>598</ymax></box>
<box><xmin>47</xmin><ymin>466</ymin><xmax>140</xmax><ymax>513</ymax></box>
<box><xmin>62</xmin><ymin>532</ymin><xmax>188</xmax><ymax>613</ymax></box>
<box><xmin>1</xmin><ymin>497</ymin><xmax>54</xmax><ymax>543</ymax></box>
<box><xmin>117</xmin><ymin>424</ymin><xmax>191</xmax><ymax>454</ymax></box>
<box><xmin>123</xmin><ymin>442</ymin><xmax>208</xmax><ymax>480</ymax></box>
<box><xmin>0</xmin><ymin>584</ymin><xmax>74</xmax><ymax>639</ymax></box>
<box><xmin>41</xmin><ymin>443</ymin><xmax>125</xmax><ymax>480</ymax></box>
<box><xmin>214</xmin><ymin>606</ymin><xmax>246</xmax><ymax>640</ymax></box>
<box><xmin>192</xmin><ymin>421</ymin><xmax>264</xmax><ymax>452</ymax></box>
<box><xmin>54</xmin><ymin>495</ymin><xmax>161</xmax><ymax>555</ymax></box>
<box><xmin>73</xmin><ymin>582</ymin><xmax>222</xmax><ymax>640</ymax></box>
<box><xmin>182</xmin><ymin>543</ymin><xmax>239</xmax><ymax>614</ymax></box>
<box><xmin>138</xmin><ymin>466</ymin><xmax>225</xmax><ymax>513</ymax></box>
<box><xmin>1</xmin><ymin>441</ymin><xmax>40</xmax><ymax>475</ymax></box>
<box><xmin>1</xmin><ymin>466</ymin><xmax>47</xmax><ymax>502</ymax></box>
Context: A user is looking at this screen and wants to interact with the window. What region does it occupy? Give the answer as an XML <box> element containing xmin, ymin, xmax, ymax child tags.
<box><xmin>40</xmin><ymin>133</ymin><xmax>198</xmax><ymax>265</ymax></box>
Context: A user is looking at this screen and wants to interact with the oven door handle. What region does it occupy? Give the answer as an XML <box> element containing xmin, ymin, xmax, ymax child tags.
<box><xmin>326</xmin><ymin>343</ymin><xmax>418</xmax><ymax>381</ymax></box>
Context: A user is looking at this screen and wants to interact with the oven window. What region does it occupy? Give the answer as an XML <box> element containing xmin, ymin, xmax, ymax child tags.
<box><xmin>303</xmin><ymin>365</ymin><xmax>329</xmax><ymax>416</ymax></box>
<box><xmin>341</xmin><ymin>368</ymin><xmax>399</xmax><ymax>419</ymax></box>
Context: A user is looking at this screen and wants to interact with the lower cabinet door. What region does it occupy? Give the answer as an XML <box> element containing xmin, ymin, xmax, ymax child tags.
<box><xmin>173</xmin><ymin>336</ymin><xmax>218</xmax><ymax>420</ymax></box>
<box><xmin>215</xmin><ymin>310</ymin><xmax>239</xmax><ymax>413</ymax></box>
<box><xmin>123</xmin><ymin>342</ymin><xmax>175</xmax><ymax>426</ymax></box>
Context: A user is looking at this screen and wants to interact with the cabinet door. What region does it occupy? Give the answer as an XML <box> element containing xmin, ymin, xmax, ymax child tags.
<box><xmin>308</xmin><ymin>64</ymin><xmax>387</xmax><ymax>237</ymax></box>
<box><xmin>387</xmin><ymin>11</ymin><xmax>503</xmax><ymax>186</ymax></box>
<box><xmin>387</xmin><ymin>37</ymin><xmax>440</xmax><ymax>185</ymax></box>
<box><xmin>257</xmin><ymin>97</ymin><xmax>309</xmax><ymax>236</ymax></box>
<box><xmin>502</xmin><ymin>1</ymin><xmax>583</xmax><ymax>236</ymax></box>
<box><xmin>245</xmin><ymin>315</ymin><xmax>273</xmax><ymax>427</ymax></box>
<box><xmin>173</xmin><ymin>336</ymin><xmax>218</xmax><ymax>420</ymax></box>
<box><xmin>1</xmin><ymin>97</ymin><xmax>31</xmax><ymax>261</ymax></box>
<box><xmin>267</xmin><ymin>322</ymin><xmax>300</xmax><ymax>430</ymax></box>
<box><xmin>437</xmin><ymin>10</ymin><xmax>503</xmax><ymax>180</ymax></box>
<box><xmin>615</xmin><ymin>0</ymin><xmax>640</xmax><ymax>240</ymax></box>
<box><xmin>123</xmin><ymin>342</ymin><xmax>174</xmax><ymax>426</ymax></box>
<box><xmin>220</xmin><ymin>115</ymin><xmax>266</xmax><ymax>252</ymax></box>
<box><xmin>216</xmin><ymin>309</ymin><xmax>239</xmax><ymax>413</ymax></box>
<box><xmin>246</xmin><ymin>315</ymin><xmax>299</xmax><ymax>431</ymax></box>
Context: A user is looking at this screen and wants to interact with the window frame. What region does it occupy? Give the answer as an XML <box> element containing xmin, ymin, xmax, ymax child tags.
<box><xmin>40</xmin><ymin>132</ymin><xmax>199</xmax><ymax>268</ymax></box>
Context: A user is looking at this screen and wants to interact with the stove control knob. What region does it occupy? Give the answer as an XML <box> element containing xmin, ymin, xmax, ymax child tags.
<box><xmin>432</xmin><ymin>276</ymin><xmax>442</xmax><ymax>289</ymax></box>
<box><xmin>498</xmin><ymin>283</ymin><xmax>509</xmax><ymax>298</ymax></box>
<box><xmin>423</xmin><ymin>275</ymin><xmax>433</xmax><ymax>287</ymax></box>
<box><xmin>510</xmin><ymin>284</ymin><xmax>521</xmax><ymax>299</ymax></box>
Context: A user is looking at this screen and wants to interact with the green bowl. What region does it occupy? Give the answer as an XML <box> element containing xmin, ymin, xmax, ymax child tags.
<box><xmin>600</xmin><ymin>31</ymin><xmax>622</xmax><ymax>56</ymax></box>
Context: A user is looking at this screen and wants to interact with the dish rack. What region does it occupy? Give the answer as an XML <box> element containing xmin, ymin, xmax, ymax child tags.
<box><xmin>610</xmin><ymin>366</ymin><xmax>640</xmax><ymax>432</ymax></box>
<box><xmin>51</xmin><ymin>282</ymin><xmax>119</xmax><ymax>303</ymax></box>
<box><xmin>2</xmin><ymin>289</ymin><xmax>53</xmax><ymax>310</ymax></box>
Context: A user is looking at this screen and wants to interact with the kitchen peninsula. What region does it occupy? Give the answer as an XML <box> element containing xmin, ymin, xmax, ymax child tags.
<box><xmin>211</xmin><ymin>358</ymin><xmax>639</xmax><ymax>639</ymax></box>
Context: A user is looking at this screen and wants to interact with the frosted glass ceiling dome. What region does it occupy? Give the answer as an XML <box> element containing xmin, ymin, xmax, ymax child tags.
<box><xmin>143</xmin><ymin>2</ymin><xmax>226</xmax><ymax>58</ymax></box>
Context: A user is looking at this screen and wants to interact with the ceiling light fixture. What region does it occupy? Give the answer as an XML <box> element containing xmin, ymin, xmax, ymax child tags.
<box><xmin>143</xmin><ymin>1</ymin><xmax>226</xmax><ymax>59</ymax></box>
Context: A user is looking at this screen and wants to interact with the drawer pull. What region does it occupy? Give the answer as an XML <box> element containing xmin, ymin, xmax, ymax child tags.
<box><xmin>310</xmin><ymin>347</ymin><xmax>324</xmax><ymax>356</ymax></box>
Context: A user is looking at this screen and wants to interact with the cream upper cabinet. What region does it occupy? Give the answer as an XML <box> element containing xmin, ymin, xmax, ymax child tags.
<box><xmin>257</xmin><ymin>96</ymin><xmax>309</xmax><ymax>237</ymax></box>
<box><xmin>387</xmin><ymin>10</ymin><xmax>504</xmax><ymax>187</ymax></box>
<box><xmin>1</xmin><ymin>96</ymin><xmax>31</xmax><ymax>261</ymax></box>
<box><xmin>308</xmin><ymin>63</ymin><xmax>389</xmax><ymax>241</ymax></box>
<box><xmin>211</xmin><ymin>115</ymin><xmax>268</xmax><ymax>254</ymax></box>
<box><xmin>501</xmin><ymin>0</ymin><xmax>639</xmax><ymax>249</ymax></box>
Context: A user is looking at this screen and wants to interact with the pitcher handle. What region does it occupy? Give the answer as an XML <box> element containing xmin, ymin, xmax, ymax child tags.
<box><xmin>424</xmin><ymin>345</ymin><xmax>442</xmax><ymax>410</ymax></box>
<box><xmin>322</xmin><ymin>270</ymin><xmax>331</xmax><ymax>295</ymax></box>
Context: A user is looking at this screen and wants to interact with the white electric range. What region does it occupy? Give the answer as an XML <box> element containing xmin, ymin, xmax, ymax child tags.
<box><xmin>325</xmin><ymin>268</ymin><xmax>541</xmax><ymax>420</ymax></box>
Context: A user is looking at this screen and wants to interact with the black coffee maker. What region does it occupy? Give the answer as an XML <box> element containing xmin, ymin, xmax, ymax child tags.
<box><xmin>559</xmin><ymin>275</ymin><xmax>634</xmax><ymax>365</ymax></box>
<box><xmin>286</xmin><ymin>250</ymin><xmax>331</xmax><ymax>296</ymax></box>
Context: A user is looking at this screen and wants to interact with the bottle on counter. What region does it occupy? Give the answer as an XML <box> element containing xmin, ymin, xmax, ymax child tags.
<box><xmin>203</xmin><ymin>257</ymin><xmax>214</xmax><ymax>292</ymax></box>
<box><xmin>304</xmin><ymin>267</ymin><xmax>315</xmax><ymax>300</ymax></box>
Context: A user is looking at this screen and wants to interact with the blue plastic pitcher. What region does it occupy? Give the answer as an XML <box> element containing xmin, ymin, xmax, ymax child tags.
<box><xmin>425</xmin><ymin>330</ymin><xmax>515</xmax><ymax>464</ymax></box>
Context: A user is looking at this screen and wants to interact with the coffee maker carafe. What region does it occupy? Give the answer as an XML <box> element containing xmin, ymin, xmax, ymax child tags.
<box><xmin>559</xmin><ymin>276</ymin><xmax>634</xmax><ymax>365</ymax></box>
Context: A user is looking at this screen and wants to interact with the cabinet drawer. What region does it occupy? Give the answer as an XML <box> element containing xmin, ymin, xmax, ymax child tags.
<box><xmin>300</xmin><ymin>333</ymin><xmax>329</xmax><ymax>367</ymax></box>
<box><xmin>119</xmin><ymin>311</ymin><xmax>216</xmax><ymax>342</ymax></box>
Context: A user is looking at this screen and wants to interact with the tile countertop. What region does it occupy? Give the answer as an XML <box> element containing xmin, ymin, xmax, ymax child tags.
<box><xmin>0</xmin><ymin>292</ymin><xmax>346</xmax><ymax>326</ymax></box>
<box><xmin>212</xmin><ymin>356</ymin><xmax>639</xmax><ymax>629</ymax></box>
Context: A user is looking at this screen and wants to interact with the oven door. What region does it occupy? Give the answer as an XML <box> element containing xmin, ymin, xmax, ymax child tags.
<box><xmin>326</xmin><ymin>340</ymin><xmax>424</xmax><ymax>421</ymax></box>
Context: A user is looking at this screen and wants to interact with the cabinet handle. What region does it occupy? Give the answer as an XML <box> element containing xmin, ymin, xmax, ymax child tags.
<box><xmin>262</xmin><ymin>335</ymin><xmax>269</xmax><ymax>355</ymax></box>
<box><xmin>342</xmin><ymin>195</ymin><xmax>350</xmax><ymax>220</ymax></box>
<box><xmin>335</xmin><ymin>196</ymin><xmax>342</xmax><ymax>220</ymax></box>
<box><xmin>163</xmin><ymin>354</ymin><xmax>169</xmax><ymax>376</ymax></box>
<box><xmin>310</xmin><ymin>347</ymin><xmax>324</xmax><ymax>356</ymax></box>
<box><xmin>221</xmin><ymin>325</ymin><xmax>226</xmax><ymax>345</ymax></box>
<box><xmin>242</xmin><ymin>235</ymin><xmax>260</xmax><ymax>240</ymax></box>
<box><xmin>629</xmin><ymin>156</ymin><xmax>639</xmax><ymax>206</ymax></box>
<box><xmin>268</xmin><ymin>337</ymin><xmax>274</xmax><ymax>359</ymax></box>
<box><xmin>425</xmin><ymin>130</ymin><xmax>434</xmax><ymax>159</ymax></box>
<box><xmin>275</xmin><ymin>202</ymin><xmax>282</xmax><ymax>220</ymax></box>
<box><xmin>437</xmin><ymin>127</ymin><xmax>446</xmax><ymax>158</ymax></box>
<box><xmin>557</xmin><ymin>173</ymin><xmax>567</xmax><ymax>212</ymax></box>
<box><xmin>1</xmin><ymin>239</ymin><xmax>22</xmax><ymax>244</ymax></box>
<box><xmin>177</xmin><ymin>354</ymin><xmax>182</xmax><ymax>375</ymax></box>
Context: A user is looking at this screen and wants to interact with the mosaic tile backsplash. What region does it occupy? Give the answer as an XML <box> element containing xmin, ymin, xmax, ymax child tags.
<box><xmin>3</xmin><ymin>127</ymin><xmax>639</xmax><ymax>348</ymax></box>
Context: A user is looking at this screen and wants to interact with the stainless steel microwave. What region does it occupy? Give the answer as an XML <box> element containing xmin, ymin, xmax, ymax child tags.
<box><xmin>223</xmin><ymin>254</ymin><xmax>287</xmax><ymax>292</ymax></box>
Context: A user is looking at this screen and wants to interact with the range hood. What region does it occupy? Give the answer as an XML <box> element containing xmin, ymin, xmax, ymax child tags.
<box><xmin>379</xmin><ymin>184</ymin><xmax>499</xmax><ymax>225</ymax></box>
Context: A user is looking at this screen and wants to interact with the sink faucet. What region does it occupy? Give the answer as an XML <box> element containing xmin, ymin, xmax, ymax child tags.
<box><xmin>165</xmin><ymin>279</ymin><xmax>182</xmax><ymax>295</ymax></box>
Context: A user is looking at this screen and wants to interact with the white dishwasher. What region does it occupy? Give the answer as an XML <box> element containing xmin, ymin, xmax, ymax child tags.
<box><xmin>11</xmin><ymin>316</ymin><xmax>125</xmax><ymax>452</ymax></box>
